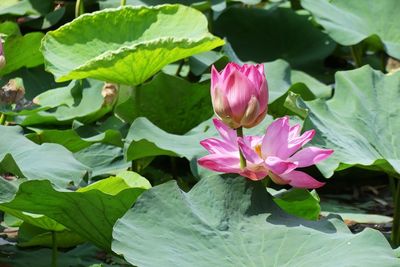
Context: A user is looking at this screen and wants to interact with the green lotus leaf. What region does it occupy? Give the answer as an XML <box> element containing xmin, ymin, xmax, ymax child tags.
<box><xmin>115</xmin><ymin>72</ymin><xmax>213</xmax><ymax>134</ymax></box>
<box><xmin>41</xmin><ymin>5</ymin><xmax>224</xmax><ymax>85</ymax></box>
<box><xmin>264</xmin><ymin>59</ymin><xmax>332</xmax><ymax>117</ymax></box>
<box><xmin>18</xmin><ymin>223</ymin><xmax>84</xmax><ymax>248</ymax></box>
<box><xmin>14</xmin><ymin>79</ymin><xmax>113</xmax><ymax>126</ymax></box>
<box><xmin>302</xmin><ymin>0</ymin><xmax>400</xmax><ymax>59</ymax></box>
<box><xmin>0</xmin><ymin>125</ymin><xmax>88</xmax><ymax>187</ymax></box>
<box><xmin>124</xmin><ymin>117</ymin><xmax>211</xmax><ymax>161</ymax></box>
<box><xmin>214</xmin><ymin>7</ymin><xmax>335</xmax><ymax>73</ymax></box>
<box><xmin>262</xmin><ymin>59</ymin><xmax>332</xmax><ymax>104</ymax></box>
<box><xmin>97</xmin><ymin>0</ymin><xmax>208</xmax><ymax>10</ymax></box>
<box><xmin>320</xmin><ymin>198</ymin><xmax>393</xmax><ymax>225</ymax></box>
<box><xmin>22</xmin><ymin>6</ymin><xmax>66</xmax><ymax>30</ymax></box>
<box><xmin>74</xmin><ymin>144</ymin><xmax>130</xmax><ymax>178</ymax></box>
<box><xmin>298</xmin><ymin>66</ymin><xmax>400</xmax><ymax>177</ymax></box>
<box><xmin>112</xmin><ymin>175</ymin><xmax>399</xmax><ymax>267</ymax></box>
<box><xmin>0</xmin><ymin>21</ymin><xmax>21</xmax><ymax>37</ymax></box>
<box><xmin>26</xmin><ymin>127</ymin><xmax>123</xmax><ymax>153</ymax></box>
<box><xmin>0</xmin><ymin>171</ymin><xmax>151</xmax><ymax>250</ymax></box>
<box><xmin>189</xmin><ymin>51</ymin><xmax>225</xmax><ymax>76</ymax></box>
<box><xmin>108</xmin><ymin>0</ymin><xmax>208</xmax><ymax>7</ymax></box>
<box><xmin>0</xmin><ymin>32</ymin><xmax>44</xmax><ymax>76</ymax></box>
<box><xmin>0</xmin><ymin>0</ymin><xmax>51</xmax><ymax>16</ymax></box>
<box><xmin>0</xmin><ymin>243</ymin><xmax>105</xmax><ymax>267</ymax></box>
<box><xmin>1</xmin><ymin>207</ymin><xmax>65</xmax><ymax>232</ymax></box>
<box><xmin>270</xmin><ymin>188</ymin><xmax>321</xmax><ymax>220</ymax></box>
<box><xmin>0</xmin><ymin>179</ymin><xmax>66</xmax><ymax>232</ymax></box>
<box><xmin>0</xmin><ymin>66</ymin><xmax>64</xmax><ymax>101</ymax></box>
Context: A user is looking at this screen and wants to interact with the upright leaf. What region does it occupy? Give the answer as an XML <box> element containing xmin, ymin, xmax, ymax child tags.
<box><xmin>214</xmin><ymin>7</ymin><xmax>335</xmax><ymax>72</ymax></box>
<box><xmin>0</xmin><ymin>32</ymin><xmax>44</xmax><ymax>76</ymax></box>
<box><xmin>302</xmin><ymin>0</ymin><xmax>400</xmax><ymax>58</ymax></box>
<box><xmin>42</xmin><ymin>5</ymin><xmax>224</xmax><ymax>85</ymax></box>
<box><xmin>298</xmin><ymin>66</ymin><xmax>400</xmax><ymax>177</ymax></box>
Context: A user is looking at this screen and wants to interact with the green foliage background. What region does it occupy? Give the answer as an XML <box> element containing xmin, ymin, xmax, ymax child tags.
<box><xmin>0</xmin><ymin>0</ymin><xmax>400</xmax><ymax>266</ymax></box>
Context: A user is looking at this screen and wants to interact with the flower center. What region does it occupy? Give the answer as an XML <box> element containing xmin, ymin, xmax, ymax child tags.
<box><xmin>254</xmin><ymin>144</ymin><xmax>262</xmax><ymax>158</ymax></box>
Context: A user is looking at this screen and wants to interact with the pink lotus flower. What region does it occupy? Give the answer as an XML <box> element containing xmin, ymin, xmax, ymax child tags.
<box><xmin>211</xmin><ymin>62</ymin><xmax>268</xmax><ymax>129</ymax></box>
<box><xmin>198</xmin><ymin>117</ymin><xmax>333</xmax><ymax>189</ymax></box>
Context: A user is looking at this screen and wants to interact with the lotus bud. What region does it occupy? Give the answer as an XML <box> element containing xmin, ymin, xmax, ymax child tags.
<box><xmin>0</xmin><ymin>37</ymin><xmax>5</xmax><ymax>70</ymax></box>
<box><xmin>211</xmin><ymin>62</ymin><xmax>268</xmax><ymax>129</ymax></box>
<box><xmin>0</xmin><ymin>78</ymin><xmax>25</xmax><ymax>105</ymax></box>
<box><xmin>102</xmin><ymin>82</ymin><xmax>119</xmax><ymax>106</ymax></box>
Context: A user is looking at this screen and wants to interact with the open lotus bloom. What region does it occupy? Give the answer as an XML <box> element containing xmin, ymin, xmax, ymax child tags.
<box><xmin>211</xmin><ymin>62</ymin><xmax>268</xmax><ymax>129</ymax></box>
<box><xmin>0</xmin><ymin>37</ymin><xmax>5</xmax><ymax>69</ymax></box>
<box><xmin>198</xmin><ymin>117</ymin><xmax>333</xmax><ymax>189</ymax></box>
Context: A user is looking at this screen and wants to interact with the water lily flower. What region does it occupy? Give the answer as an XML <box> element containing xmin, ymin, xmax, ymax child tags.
<box><xmin>211</xmin><ymin>62</ymin><xmax>268</xmax><ymax>129</ymax></box>
<box><xmin>198</xmin><ymin>118</ymin><xmax>269</xmax><ymax>180</ymax></box>
<box><xmin>198</xmin><ymin>117</ymin><xmax>333</xmax><ymax>189</ymax></box>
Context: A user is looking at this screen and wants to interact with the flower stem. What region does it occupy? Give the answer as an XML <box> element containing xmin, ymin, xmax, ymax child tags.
<box><xmin>391</xmin><ymin>177</ymin><xmax>400</xmax><ymax>247</ymax></box>
<box><xmin>263</xmin><ymin>176</ymin><xmax>271</xmax><ymax>188</ymax></box>
<box><xmin>350</xmin><ymin>45</ymin><xmax>362</xmax><ymax>68</ymax></box>
<box><xmin>207</xmin><ymin>0</ymin><xmax>213</xmax><ymax>32</ymax></box>
<box><xmin>236</xmin><ymin>127</ymin><xmax>246</xmax><ymax>169</ymax></box>
<box><xmin>175</xmin><ymin>60</ymin><xmax>184</xmax><ymax>76</ymax></box>
<box><xmin>289</xmin><ymin>0</ymin><xmax>301</xmax><ymax>10</ymax></box>
<box><xmin>51</xmin><ymin>231</ymin><xmax>58</xmax><ymax>267</ymax></box>
<box><xmin>121</xmin><ymin>0</ymin><xmax>126</xmax><ymax>6</ymax></box>
<box><xmin>75</xmin><ymin>0</ymin><xmax>84</xmax><ymax>18</ymax></box>
<box><xmin>389</xmin><ymin>176</ymin><xmax>397</xmax><ymax>199</ymax></box>
<box><xmin>0</xmin><ymin>113</ymin><xmax>6</xmax><ymax>125</ymax></box>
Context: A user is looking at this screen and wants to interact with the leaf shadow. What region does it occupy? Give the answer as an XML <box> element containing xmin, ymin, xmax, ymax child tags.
<box><xmin>245</xmin><ymin>180</ymin><xmax>338</xmax><ymax>234</ymax></box>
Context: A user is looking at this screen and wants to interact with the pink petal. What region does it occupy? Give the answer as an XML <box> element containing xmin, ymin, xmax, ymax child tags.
<box><xmin>255</xmin><ymin>64</ymin><xmax>264</xmax><ymax>75</ymax></box>
<box><xmin>211</xmin><ymin>85</ymin><xmax>233</xmax><ymax>124</ymax></box>
<box><xmin>238</xmin><ymin>63</ymin><xmax>249</xmax><ymax>73</ymax></box>
<box><xmin>221</xmin><ymin>62</ymin><xmax>239</xmax><ymax>80</ymax></box>
<box><xmin>200</xmin><ymin>138</ymin><xmax>237</xmax><ymax>154</ymax></box>
<box><xmin>223</xmin><ymin>70</ymin><xmax>257</xmax><ymax>121</ymax></box>
<box><xmin>257</xmin><ymin>79</ymin><xmax>268</xmax><ymax>113</ymax></box>
<box><xmin>251</xmin><ymin>110</ymin><xmax>268</xmax><ymax>128</ymax></box>
<box><xmin>211</xmin><ymin>65</ymin><xmax>220</xmax><ymax>96</ymax></box>
<box><xmin>240</xmin><ymin>168</ymin><xmax>268</xmax><ymax>181</ymax></box>
<box><xmin>269</xmin><ymin>172</ymin><xmax>289</xmax><ymax>185</ymax></box>
<box><xmin>289</xmin><ymin>129</ymin><xmax>315</xmax><ymax>147</ymax></box>
<box><xmin>244</xmin><ymin>135</ymin><xmax>263</xmax><ymax>148</ymax></box>
<box><xmin>281</xmin><ymin>170</ymin><xmax>325</xmax><ymax>189</ymax></box>
<box><xmin>237</xmin><ymin>138</ymin><xmax>263</xmax><ymax>164</ymax></box>
<box><xmin>281</xmin><ymin>129</ymin><xmax>316</xmax><ymax>158</ymax></box>
<box><xmin>198</xmin><ymin>154</ymin><xmax>241</xmax><ymax>174</ymax></box>
<box><xmin>240</xmin><ymin>96</ymin><xmax>260</xmax><ymax>127</ymax></box>
<box><xmin>289</xmin><ymin>147</ymin><xmax>334</xmax><ymax>168</ymax></box>
<box><xmin>265</xmin><ymin>156</ymin><xmax>297</xmax><ymax>175</ymax></box>
<box><xmin>213</xmin><ymin>119</ymin><xmax>237</xmax><ymax>143</ymax></box>
<box><xmin>243</xmin><ymin>65</ymin><xmax>264</xmax><ymax>89</ymax></box>
<box><xmin>261</xmin><ymin>117</ymin><xmax>290</xmax><ymax>158</ymax></box>
<box><xmin>288</xmin><ymin>124</ymin><xmax>301</xmax><ymax>140</ymax></box>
